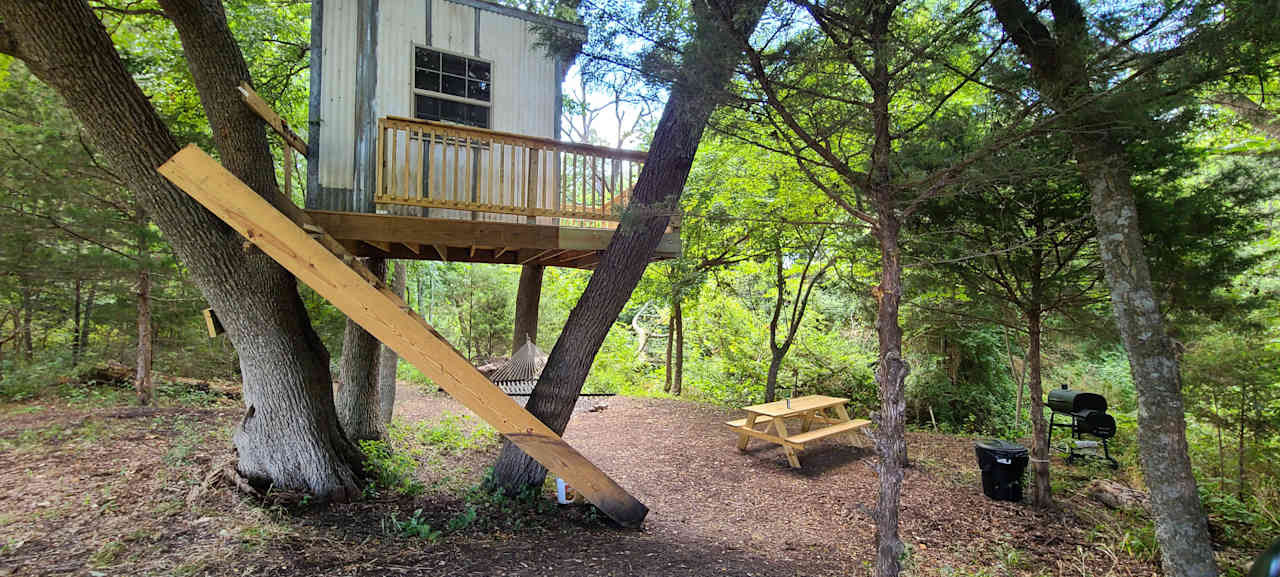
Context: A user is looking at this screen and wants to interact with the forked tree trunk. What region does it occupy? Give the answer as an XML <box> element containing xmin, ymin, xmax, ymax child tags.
<box><xmin>488</xmin><ymin>0</ymin><xmax>768</xmax><ymax>493</ymax></box>
<box><xmin>378</xmin><ymin>261</ymin><xmax>407</xmax><ymax>424</ymax></box>
<box><xmin>338</xmin><ymin>257</ymin><xmax>388</xmax><ymax>441</ymax></box>
<box><xmin>0</xmin><ymin>0</ymin><xmax>364</xmax><ymax>498</ymax></box>
<box><xmin>1025</xmin><ymin>308</ymin><xmax>1051</xmax><ymax>508</ymax></box>
<box><xmin>512</xmin><ymin>263</ymin><xmax>543</xmax><ymax>354</ymax></box>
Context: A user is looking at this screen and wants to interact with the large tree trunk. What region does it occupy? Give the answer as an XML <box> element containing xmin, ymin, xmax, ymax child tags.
<box><xmin>1025</xmin><ymin>308</ymin><xmax>1051</xmax><ymax>508</ymax></box>
<box><xmin>338</xmin><ymin>257</ymin><xmax>388</xmax><ymax>441</ymax></box>
<box><xmin>1076</xmin><ymin>136</ymin><xmax>1217</xmax><ymax>577</ymax></box>
<box><xmin>512</xmin><ymin>263</ymin><xmax>543</xmax><ymax>353</ymax></box>
<box><xmin>378</xmin><ymin>261</ymin><xmax>407</xmax><ymax>425</ymax></box>
<box><xmin>488</xmin><ymin>0</ymin><xmax>767</xmax><ymax>493</ymax></box>
<box><xmin>988</xmin><ymin>1</ymin><xmax>1218</xmax><ymax>572</ymax></box>
<box><xmin>0</xmin><ymin>0</ymin><xmax>364</xmax><ymax>499</ymax></box>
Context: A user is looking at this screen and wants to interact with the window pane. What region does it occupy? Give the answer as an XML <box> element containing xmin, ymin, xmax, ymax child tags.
<box><xmin>467</xmin><ymin>104</ymin><xmax>489</xmax><ymax>128</ymax></box>
<box><xmin>468</xmin><ymin>60</ymin><xmax>490</xmax><ymax>82</ymax></box>
<box><xmin>468</xmin><ymin>80</ymin><xmax>490</xmax><ymax>102</ymax></box>
<box><xmin>414</xmin><ymin>95</ymin><xmax>440</xmax><ymax>121</ymax></box>
<box><xmin>441</xmin><ymin>74</ymin><xmax>467</xmax><ymax>98</ymax></box>
<box><xmin>415</xmin><ymin>48</ymin><xmax>440</xmax><ymax>71</ymax></box>
<box><xmin>440</xmin><ymin>99</ymin><xmax>467</xmax><ymax>124</ymax></box>
<box><xmin>414</xmin><ymin>69</ymin><xmax>440</xmax><ymax>92</ymax></box>
<box><xmin>441</xmin><ymin>53</ymin><xmax>467</xmax><ymax>77</ymax></box>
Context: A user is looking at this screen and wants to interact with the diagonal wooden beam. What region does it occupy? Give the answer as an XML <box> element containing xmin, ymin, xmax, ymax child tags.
<box><xmin>157</xmin><ymin>145</ymin><xmax>648</xmax><ymax>528</ymax></box>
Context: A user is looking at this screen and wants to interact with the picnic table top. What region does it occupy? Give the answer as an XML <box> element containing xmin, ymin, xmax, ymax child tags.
<box><xmin>740</xmin><ymin>394</ymin><xmax>849</xmax><ymax>417</ymax></box>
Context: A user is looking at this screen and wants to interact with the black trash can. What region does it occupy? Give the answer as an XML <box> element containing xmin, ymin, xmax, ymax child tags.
<box><xmin>974</xmin><ymin>439</ymin><xmax>1029</xmax><ymax>502</ymax></box>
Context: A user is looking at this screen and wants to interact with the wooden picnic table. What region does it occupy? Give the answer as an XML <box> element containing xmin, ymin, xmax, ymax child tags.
<box><xmin>724</xmin><ymin>394</ymin><xmax>870</xmax><ymax>468</ymax></box>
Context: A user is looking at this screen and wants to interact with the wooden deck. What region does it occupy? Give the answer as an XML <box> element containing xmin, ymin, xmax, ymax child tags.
<box><xmin>305</xmin><ymin>210</ymin><xmax>680</xmax><ymax>269</ymax></box>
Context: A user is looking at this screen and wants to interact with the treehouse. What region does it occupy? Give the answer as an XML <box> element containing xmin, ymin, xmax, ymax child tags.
<box><xmin>307</xmin><ymin>0</ymin><xmax>678</xmax><ymax>270</ymax></box>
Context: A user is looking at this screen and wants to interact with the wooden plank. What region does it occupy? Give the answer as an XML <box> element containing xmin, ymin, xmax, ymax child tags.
<box><xmin>742</xmin><ymin>395</ymin><xmax>850</xmax><ymax>418</ymax></box>
<box><xmin>157</xmin><ymin>145</ymin><xmax>648</xmax><ymax>528</ymax></box>
<box><xmin>434</xmin><ymin>245</ymin><xmax>449</xmax><ymax>262</ymax></box>
<box><xmin>383</xmin><ymin>115</ymin><xmax>648</xmax><ymax>162</ymax></box>
<box><xmin>787</xmin><ymin>419</ymin><xmax>871</xmax><ymax>445</ymax></box>
<box><xmin>365</xmin><ymin>240</ymin><xmax>392</xmax><ymax>253</ymax></box>
<box><xmin>773</xmin><ymin>416</ymin><xmax>802</xmax><ymax>468</ymax></box>
<box><xmin>237</xmin><ymin>83</ymin><xmax>308</xmax><ymax>155</ymax></box>
<box><xmin>402</xmin><ymin>242</ymin><xmax>422</xmax><ymax>255</ymax></box>
<box><xmin>202</xmin><ymin>308</ymin><xmax>225</xmax><ymax>338</ymax></box>
<box><xmin>725</xmin><ymin>416</ymin><xmax>774</xmax><ymax>429</ymax></box>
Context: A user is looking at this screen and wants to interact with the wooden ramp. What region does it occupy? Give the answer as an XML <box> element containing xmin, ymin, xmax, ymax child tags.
<box><xmin>157</xmin><ymin>145</ymin><xmax>647</xmax><ymax>528</ymax></box>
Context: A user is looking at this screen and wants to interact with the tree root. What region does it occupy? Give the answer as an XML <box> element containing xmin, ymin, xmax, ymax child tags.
<box><xmin>186</xmin><ymin>454</ymin><xmax>261</xmax><ymax>506</ymax></box>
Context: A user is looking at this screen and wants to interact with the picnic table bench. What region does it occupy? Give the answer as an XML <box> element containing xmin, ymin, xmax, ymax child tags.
<box><xmin>725</xmin><ymin>394</ymin><xmax>870</xmax><ymax>468</ymax></box>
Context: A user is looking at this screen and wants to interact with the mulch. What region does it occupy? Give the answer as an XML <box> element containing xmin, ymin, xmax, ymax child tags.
<box><xmin>0</xmin><ymin>387</ymin><xmax>1160</xmax><ymax>577</ymax></box>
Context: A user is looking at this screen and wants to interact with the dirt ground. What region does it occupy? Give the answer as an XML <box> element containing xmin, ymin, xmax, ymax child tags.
<box><xmin>0</xmin><ymin>384</ymin><xmax>1161</xmax><ymax>577</ymax></box>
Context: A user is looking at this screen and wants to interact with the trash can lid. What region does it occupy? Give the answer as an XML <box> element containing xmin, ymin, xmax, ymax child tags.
<box><xmin>976</xmin><ymin>439</ymin><xmax>1028</xmax><ymax>456</ymax></box>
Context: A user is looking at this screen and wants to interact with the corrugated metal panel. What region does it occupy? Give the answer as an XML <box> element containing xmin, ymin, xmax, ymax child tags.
<box><xmin>318</xmin><ymin>0</ymin><xmax>357</xmax><ymax>197</ymax></box>
<box><xmin>320</xmin><ymin>0</ymin><xmax>562</xmax><ymax>219</ymax></box>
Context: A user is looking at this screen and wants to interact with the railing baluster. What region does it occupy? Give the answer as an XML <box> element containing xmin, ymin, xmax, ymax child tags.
<box><xmin>375</xmin><ymin>120</ymin><xmax>385</xmax><ymax>200</ymax></box>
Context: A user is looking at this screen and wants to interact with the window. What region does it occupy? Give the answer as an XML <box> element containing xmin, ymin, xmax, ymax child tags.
<box><xmin>413</xmin><ymin>47</ymin><xmax>491</xmax><ymax>128</ymax></box>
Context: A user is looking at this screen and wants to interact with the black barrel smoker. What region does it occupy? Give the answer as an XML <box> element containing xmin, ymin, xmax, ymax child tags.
<box><xmin>1047</xmin><ymin>385</ymin><xmax>1118</xmax><ymax>469</ymax></box>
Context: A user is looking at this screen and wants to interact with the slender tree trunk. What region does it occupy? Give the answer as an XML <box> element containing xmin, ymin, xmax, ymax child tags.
<box><xmin>135</xmin><ymin>208</ymin><xmax>154</xmax><ymax>405</ymax></box>
<box><xmin>488</xmin><ymin>0</ymin><xmax>767</xmax><ymax>493</ymax></box>
<box><xmin>1212</xmin><ymin>389</ymin><xmax>1224</xmax><ymax>489</ymax></box>
<box><xmin>377</xmin><ymin>262</ymin><xmax>406</xmax><ymax>424</ymax></box>
<box><xmin>135</xmin><ymin>267</ymin><xmax>153</xmax><ymax>405</ymax></box>
<box><xmin>672</xmin><ymin>298</ymin><xmax>683</xmax><ymax>396</ymax></box>
<box><xmin>867</xmin><ymin>5</ymin><xmax>908</xmax><ymax>575</ymax></box>
<box><xmin>1237</xmin><ymin>384</ymin><xmax>1247</xmax><ymax>500</ymax></box>
<box><xmin>78</xmin><ymin>283</ymin><xmax>96</xmax><ymax>362</ymax></box>
<box><xmin>338</xmin><ymin>257</ymin><xmax>387</xmax><ymax>441</ymax></box>
<box><xmin>664</xmin><ymin>304</ymin><xmax>674</xmax><ymax>393</ymax></box>
<box><xmin>512</xmin><ymin>263</ymin><xmax>543</xmax><ymax>353</ymax></box>
<box><xmin>72</xmin><ymin>277</ymin><xmax>83</xmax><ymax>366</ymax></box>
<box><xmin>1026</xmin><ymin>308</ymin><xmax>1051</xmax><ymax>508</ymax></box>
<box><xmin>766</xmin><ymin>350</ymin><xmax>784</xmax><ymax>403</ymax></box>
<box><xmin>0</xmin><ymin>0</ymin><xmax>364</xmax><ymax>498</ymax></box>
<box><xmin>18</xmin><ymin>285</ymin><xmax>32</xmax><ymax>362</ymax></box>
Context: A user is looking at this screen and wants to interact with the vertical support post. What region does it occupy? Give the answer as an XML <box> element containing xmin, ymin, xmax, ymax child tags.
<box><xmin>526</xmin><ymin>147</ymin><xmax>539</xmax><ymax>224</ymax></box>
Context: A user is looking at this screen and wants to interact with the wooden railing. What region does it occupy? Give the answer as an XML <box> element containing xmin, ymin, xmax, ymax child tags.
<box><xmin>376</xmin><ymin>116</ymin><xmax>647</xmax><ymax>228</ymax></box>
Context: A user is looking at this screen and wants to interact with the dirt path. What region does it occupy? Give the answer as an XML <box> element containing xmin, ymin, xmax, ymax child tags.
<box><xmin>0</xmin><ymin>387</ymin><xmax>1157</xmax><ymax>577</ymax></box>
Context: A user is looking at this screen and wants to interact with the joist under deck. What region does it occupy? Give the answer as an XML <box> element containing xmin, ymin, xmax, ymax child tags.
<box><xmin>157</xmin><ymin>144</ymin><xmax>648</xmax><ymax>528</ymax></box>
<box><xmin>305</xmin><ymin>210</ymin><xmax>680</xmax><ymax>269</ymax></box>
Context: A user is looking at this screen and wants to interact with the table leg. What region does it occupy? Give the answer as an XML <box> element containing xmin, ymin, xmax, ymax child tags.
<box><xmin>801</xmin><ymin>411</ymin><xmax>814</xmax><ymax>433</ymax></box>
<box><xmin>773</xmin><ymin>417</ymin><xmax>802</xmax><ymax>468</ymax></box>
<box><xmin>737</xmin><ymin>414</ymin><xmax>757</xmax><ymax>451</ymax></box>
<box><xmin>832</xmin><ymin>404</ymin><xmax>860</xmax><ymax>445</ymax></box>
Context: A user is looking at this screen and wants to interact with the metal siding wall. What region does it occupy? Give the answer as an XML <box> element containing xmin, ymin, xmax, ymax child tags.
<box><xmin>477</xmin><ymin>10</ymin><xmax>556</xmax><ymax>138</ymax></box>
<box><xmin>432</xmin><ymin>0</ymin><xmax>474</xmax><ymax>54</ymax></box>
<box><xmin>375</xmin><ymin>0</ymin><xmax>425</xmax><ymax>120</ymax></box>
<box><xmin>319</xmin><ymin>0</ymin><xmax>357</xmax><ymax>194</ymax></box>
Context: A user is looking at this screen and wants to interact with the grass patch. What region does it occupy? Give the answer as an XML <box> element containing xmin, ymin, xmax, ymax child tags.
<box><xmin>89</xmin><ymin>540</ymin><xmax>126</xmax><ymax>567</ymax></box>
<box><xmin>359</xmin><ymin>439</ymin><xmax>425</xmax><ymax>497</ymax></box>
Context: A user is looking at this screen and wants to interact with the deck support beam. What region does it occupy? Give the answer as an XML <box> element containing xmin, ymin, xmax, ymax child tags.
<box><xmin>158</xmin><ymin>145</ymin><xmax>648</xmax><ymax>528</ymax></box>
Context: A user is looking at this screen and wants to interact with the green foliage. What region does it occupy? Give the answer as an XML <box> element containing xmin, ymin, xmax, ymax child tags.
<box><xmin>358</xmin><ymin>440</ymin><xmax>425</xmax><ymax>497</ymax></box>
<box><xmin>907</xmin><ymin>326</ymin><xmax>1019</xmax><ymax>435</ymax></box>
<box><xmin>387</xmin><ymin>509</ymin><xmax>442</xmax><ymax>541</ymax></box>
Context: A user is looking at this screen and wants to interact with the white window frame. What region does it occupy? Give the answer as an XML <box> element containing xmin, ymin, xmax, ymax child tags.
<box><xmin>411</xmin><ymin>44</ymin><xmax>493</xmax><ymax>129</ymax></box>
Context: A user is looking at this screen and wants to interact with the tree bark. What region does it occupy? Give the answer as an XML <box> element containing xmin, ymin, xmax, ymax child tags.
<box><xmin>1076</xmin><ymin>132</ymin><xmax>1218</xmax><ymax>577</ymax></box>
<box><xmin>672</xmin><ymin>298</ymin><xmax>683</xmax><ymax>396</ymax></box>
<box><xmin>78</xmin><ymin>283</ymin><xmax>95</xmax><ymax>363</ymax></box>
<box><xmin>987</xmin><ymin>1</ymin><xmax>1218</xmax><ymax>572</ymax></box>
<box><xmin>0</xmin><ymin>0</ymin><xmax>364</xmax><ymax>498</ymax></box>
<box><xmin>867</xmin><ymin>4</ymin><xmax>908</xmax><ymax>575</ymax></box>
<box><xmin>664</xmin><ymin>303</ymin><xmax>675</xmax><ymax>393</ymax></box>
<box><xmin>488</xmin><ymin>0</ymin><xmax>767</xmax><ymax>493</ymax></box>
<box><xmin>338</xmin><ymin>257</ymin><xmax>388</xmax><ymax>441</ymax></box>
<box><xmin>18</xmin><ymin>284</ymin><xmax>32</xmax><ymax>362</ymax></box>
<box><xmin>377</xmin><ymin>261</ymin><xmax>406</xmax><ymax>425</ymax></box>
<box><xmin>512</xmin><ymin>263</ymin><xmax>543</xmax><ymax>354</ymax></box>
<box><xmin>1026</xmin><ymin>308</ymin><xmax>1051</xmax><ymax>509</ymax></box>
<box><xmin>72</xmin><ymin>276</ymin><xmax>83</xmax><ymax>366</ymax></box>
<box><xmin>135</xmin><ymin>266</ymin><xmax>153</xmax><ymax>406</ymax></box>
